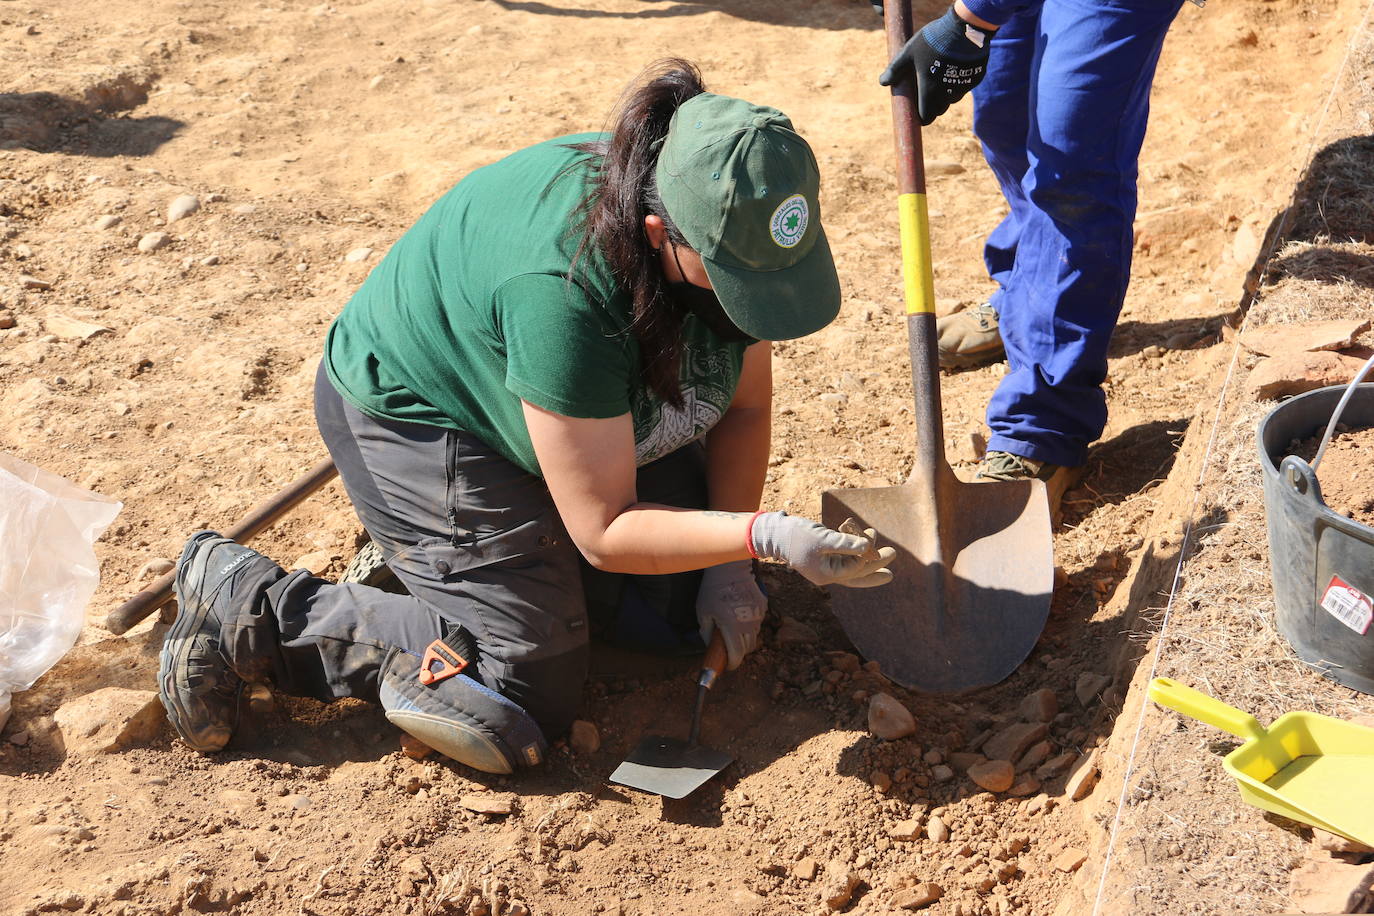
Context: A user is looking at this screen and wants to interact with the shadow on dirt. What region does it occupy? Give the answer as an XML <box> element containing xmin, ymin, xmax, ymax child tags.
<box><xmin>1110</xmin><ymin>313</ymin><xmax>1230</xmax><ymax>358</ymax></box>
<box><xmin>0</xmin><ymin>89</ymin><xmax>183</xmax><ymax>157</ymax></box>
<box><xmin>1281</xmin><ymin>134</ymin><xmax>1374</xmax><ymax>245</ymax></box>
<box><xmin>488</xmin><ymin>0</ymin><xmax>882</xmax><ymax>29</ymax></box>
<box><xmin>1073</xmin><ymin>417</ymin><xmax>1189</xmax><ymax>516</ymax></box>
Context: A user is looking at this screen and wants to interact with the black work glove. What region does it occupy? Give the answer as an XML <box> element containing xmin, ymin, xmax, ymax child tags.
<box><xmin>879</xmin><ymin>5</ymin><xmax>995</xmax><ymax>126</ymax></box>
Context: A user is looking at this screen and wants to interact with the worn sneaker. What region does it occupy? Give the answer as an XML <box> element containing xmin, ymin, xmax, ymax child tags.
<box><xmin>158</xmin><ymin>531</ymin><xmax>265</xmax><ymax>752</ymax></box>
<box><xmin>937</xmin><ymin>302</ymin><xmax>1005</xmax><ymax>370</ymax></box>
<box><xmin>975</xmin><ymin>451</ymin><xmax>1085</xmax><ymax>528</ymax></box>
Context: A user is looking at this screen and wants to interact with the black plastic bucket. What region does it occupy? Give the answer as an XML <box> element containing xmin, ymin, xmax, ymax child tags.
<box><xmin>1257</xmin><ymin>383</ymin><xmax>1374</xmax><ymax>695</ymax></box>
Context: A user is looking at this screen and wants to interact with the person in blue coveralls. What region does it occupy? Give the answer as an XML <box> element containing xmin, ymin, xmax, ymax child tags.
<box><xmin>877</xmin><ymin>0</ymin><xmax>1185</xmax><ymax>523</ymax></box>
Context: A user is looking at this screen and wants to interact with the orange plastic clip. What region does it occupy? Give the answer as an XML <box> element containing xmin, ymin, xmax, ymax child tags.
<box><xmin>418</xmin><ymin>638</ymin><xmax>469</xmax><ymax>686</ymax></box>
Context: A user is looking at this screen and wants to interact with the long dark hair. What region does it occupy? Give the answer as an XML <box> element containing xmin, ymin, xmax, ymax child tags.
<box><xmin>570</xmin><ymin>60</ymin><xmax>706</xmax><ymax>407</ymax></box>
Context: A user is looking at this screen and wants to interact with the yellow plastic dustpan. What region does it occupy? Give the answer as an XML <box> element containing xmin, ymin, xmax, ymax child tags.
<box><xmin>1148</xmin><ymin>677</ymin><xmax>1374</xmax><ymax>846</ymax></box>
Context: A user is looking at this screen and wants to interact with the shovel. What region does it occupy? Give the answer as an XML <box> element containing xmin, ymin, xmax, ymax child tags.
<box><xmin>610</xmin><ymin>632</ymin><xmax>732</xmax><ymax>799</ymax></box>
<box><xmin>1149</xmin><ymin>677</ymin><xmax>1374</xmax><ymax>846</ymax></box>
<box><xmin>819</xmin><ymin>0</ymin><xmax>1054</xmax><ymax>694</ymax></box>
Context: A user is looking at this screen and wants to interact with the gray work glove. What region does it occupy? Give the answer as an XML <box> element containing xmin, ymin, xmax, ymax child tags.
<box><xmin>749</xmin><ymin>512</ymin><xmax>895</xmax><ymax>588</ymax></box>
<box><xmin>696</xmin><ymin>560</ymin><xmax>768</xmax><ymax>671</ymax></box>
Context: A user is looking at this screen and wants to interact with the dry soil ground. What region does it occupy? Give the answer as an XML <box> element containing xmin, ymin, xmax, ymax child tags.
<box><xmin>2</xmin><ymin>0</ymin><xmax>1373</xmax><ymax>914</ymax></box>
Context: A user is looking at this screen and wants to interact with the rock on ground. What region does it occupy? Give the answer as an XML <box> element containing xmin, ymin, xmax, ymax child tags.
<box><xmin>569</xmin><ymin>719</ymin><xmax>600</xmax><ymax>755</ymax></box>
<box><xmin>1288</xmin><ymin>854</ymin><xmax>1374</xmax><ymax>913</ymax></box>
<box><xmin>1247</xmin><ymin>350</ymin><xmax>1369</xmax><ymax>399</ymax></box>
<box><xmin>968</xmin><ymin>759</ymin><xmax>1015</xmax><ymax>793</ymax></box>
<box><xmin>868</xmin><ymin>692</ymin><xmax>916</xmax><ymax>740</ymax></box>
<box><xmin>1240</xmin><ymin>318</ymin><xmax>1369</xmax><ymax>356</ymax></box>
<box><xmin>53</xmin><ymin>687</ymin><xmax>165</xmax><ymax>754</ymax></box>
<box><xmin>892</xmin><ymin>882</ymin><xmax>943</xmax><ymax>910</ymax></box>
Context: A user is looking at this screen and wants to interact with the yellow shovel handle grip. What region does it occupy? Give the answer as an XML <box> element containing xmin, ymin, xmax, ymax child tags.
<box><xmin>1148</xmin><ymin>677</ymin><xmax>1267</xmax><ymax>741</ymax></box>
<box><xmin>898</xmin><ymin>192</ymin><xmax>935</xmax><ymax>316</ymax></box>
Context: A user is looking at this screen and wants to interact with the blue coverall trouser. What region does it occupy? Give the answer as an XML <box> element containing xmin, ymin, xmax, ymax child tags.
<box><xmin>972</xmin><ymin>0</ymin><xmax>1184</xmax><ymax>467</ymax></box>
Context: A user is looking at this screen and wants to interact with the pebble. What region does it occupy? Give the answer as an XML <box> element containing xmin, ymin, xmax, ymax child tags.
<box><xmin>291</xmin><ymin>551</ymin><xmax>333</xmax><ymax>575</ymax></box>
<box><xmin>135</xmin><ymin>558</ymin><xmax>174</xmax><ymax>580</ymax></box>
<box><xmin>792</xmin><ymin>856</ymin><xmax>819</xmax><ymax>881</ymax></box>
<box><xmin>0</xmin><ymin>310</ymin><xmax>15</xmax><ymax>330</ymax></box>
<box><xmin>1016</xmin><ymin>740</ymin><xmax>1052</xmax><ymax>773</ymax></box>
<box><xmin>926</xmin><ymin>815</ymin><xmax>950</xmax><ymax>843</ymax></box>
<box><xmin>982</xmin><ymin>722</ymin><xmax>1049</xmax><ymax>762</ymax></box>
<box><xmin>94</xmin><ymin>214</ymin><xmax>121</xmax><ymax>230</ymax></box>
<box><xmin>775</xmin><ymin>616</ymin><xmax>819</xmax><ymax>646</ymax></box>
<box><xmin>1035</xmin><ymin>751</ymin><xmax>1078</xmax><ymax>780</ymax></box>
<box><xmin>947</xmin><ymin>751</ymin><xmax>985</xmax><ymax>772</ymax></box>
<box><xmin>922</xmin><ymin>748</ymin><xmax>944</xmax><ymax>765</ymax></box>
<box><xmin>1064</xmin><ymin>751</ymin><xmax>1100</xmax><ymax>801</ymax></box>
<box><xmin>399</xmin><ymin>855</ymin><xmax>430</xmax><ymax>881</ymax></box>
<box><xmin>458</xmin><ymin>793</ymin><xmax>515</xmax><ymax>816</ymax></box>
<box><xmin>1007</xmin><ymin>775</ymin><xmax>1041</xmax><ymax>797</ymax></box>
<box><xmin>968</xmin><ymin>759</ymin><xmax>1015</xmax><ymax>793</ymax></box>
<box><xmin>345</xmin><ymin>246</ymin><xmax>374</xmax><ymax>262</ymax></box>
<box><xmin>166</xmin><ymin>194</ymin><xmax>201</xmax><ymax>223</ymax></box>
<box><xmin>892</xmin><ymin>882</ymin><xmax>943</xmax><ymax>910</ymax></box>
<box><xmin>1023</xmin><ymin>793</ymin><xmax>1054</xmax><ymax>817</ymax></box>
<box><xmin>1018</xmin><ymin>688</ymin><xmax>1058</xmax><ymax>722</ymax></box>
<box><xmin>569</xmin><ymin>719</ymin><xmax>600</xmax><ymax>755</ymax></box>
<box><xmin>138</xmin><ymin>232</ymin><xmax>170</xmax><ymax>252</ymax></box>
<box><xmin>1076</xmin><ymin>672</ymin><xmax>1112</xmax><ymax>707</ymax></box>
<box><xmin>867</xmin><ymin>693</ymin><xmax>916</xmax><ymax>740</ymax></box>
<box><xmin>45</xmin><ymin>316</ymin><xmax>111</xmax><ymax>340</ymax></box>
<box><xmin>53</xmin><ymin>688</ymin><xmax>164</xmax><ymax>754</ymax></box>
<box><xmin>870</xmin><ymin>770</ymin><xmax>893</xmax><ymax>793</ymax></box>
<box><xmin>218</xmin><ymin>789</ymin><xmax>261</xmax><ymax>813</ymax></box>
<box><xmin>819</xmin><ymin>392</ymin><xmax>848</xmax><ymax>409</ymax></box>
<box><xmin>200</xmin><ymin>254</ymin><xmax>221</xmax><ymax>266</ymax></box>
<box><xmin>9</xmin><ymin>730</ymin><xmax>29</xmax><ymax>746</ymax></box>
<box><xmin>1052</xmin><ymin>847</ymin><xmax>1087</xmax><ymax>873</ymax></box>
<box><xmin>399</xmin><ymin>733</ymin><xmax>432</xmax><ymax>759</ymax></box>
<box><xmin>822</xmin><ymin>869</ymin><xmax>861</xmax><ymax>910</ymax></box>
<box><xmin>19</xmin><ymin>274</ymin><xmax>51</xmax><ymax>290</ymax></box>
<box><xmin>283</xmin><ymin>793</ymin><xmax>313</xmax><ymax>812</ymax></box>
<box><xmin>888</xmin><ymin>818</ymin><xmax>922</xmax><ymax>841</ymax></box>
<box><xmin>926</xmin><ymin>160</ymin><xmax>966</xmax><ymax>177</ymax></box>
<box><xmin>930</xmin><ymin>764</ymin><xmax>954</xmax><ymax>782</ymax></box>
<box><xmin>1312</xmin><ymin>827</ymin><xmax>1374</xmax><ymax>855</ymax></box>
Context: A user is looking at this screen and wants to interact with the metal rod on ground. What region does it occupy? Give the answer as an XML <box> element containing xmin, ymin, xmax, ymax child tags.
<box><xmin>104</xmin><ymin>457</ymin><xmax>339</xmax><ymax>635</ymax></box>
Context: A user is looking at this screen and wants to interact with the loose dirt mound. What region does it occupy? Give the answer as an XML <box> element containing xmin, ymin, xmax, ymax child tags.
<box><xmin>1</xmin><ymin>1</ymin><xmax>1368</xmax><ymax>914</ymax></box>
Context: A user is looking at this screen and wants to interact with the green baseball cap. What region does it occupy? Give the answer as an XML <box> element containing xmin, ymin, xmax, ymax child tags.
<box><xmin>655</xmin><ymin>93</ymin><xmax>841</xmax><ymax>342</ymax></box>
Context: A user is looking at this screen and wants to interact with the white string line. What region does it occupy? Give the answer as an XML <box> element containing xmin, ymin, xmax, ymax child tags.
<box><xmin>1088</xmin><ymin>4</ymin><xmax>1374</xmax><ymax>912</ymax></box>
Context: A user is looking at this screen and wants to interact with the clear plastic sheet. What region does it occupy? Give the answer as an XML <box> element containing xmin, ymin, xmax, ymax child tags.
<box><xmin>0</xmin><ymin>454</ymin><xmax>121</xmax><ymax>731</ymax></box>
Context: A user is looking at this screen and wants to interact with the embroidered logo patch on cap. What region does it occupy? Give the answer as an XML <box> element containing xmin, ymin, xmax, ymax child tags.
<box><xmin>769</xmin><ymin>194</ymin><xmax>809</xmax><ymax>249</ymax></box>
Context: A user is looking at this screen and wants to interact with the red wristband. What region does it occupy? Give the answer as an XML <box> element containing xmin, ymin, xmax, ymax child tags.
<box><xmin>745</xmin><ymin>509</ymin><xmax>768</xmax><ymax>560</ymax></box>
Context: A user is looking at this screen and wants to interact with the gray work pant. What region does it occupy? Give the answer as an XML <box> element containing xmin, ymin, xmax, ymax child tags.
<box><xmin>242</xmin><ymin>365</ymin><xmax>706</xmax><ymax>736</ymax></box>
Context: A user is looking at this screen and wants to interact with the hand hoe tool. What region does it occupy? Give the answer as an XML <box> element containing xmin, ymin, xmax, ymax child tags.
<box><xmin>820</xmin><ymin>0</ymin><xmax>1054</xmax><ymax>693</ymax></box>
<box><xmin>610</xmin><ymin>632</ymin><xmax>732</xmax><ymax>799</ymax></box>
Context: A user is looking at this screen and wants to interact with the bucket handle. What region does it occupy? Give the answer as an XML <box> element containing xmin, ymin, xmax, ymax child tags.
<box><xmin>1312</xmin><ymin>354</ymin><xmax>1374</xmax><ymax>472</ymax></box>
<box><xmin>1148</xmin><ymin>677</ymin><xmax>1268</xmax><ymax>741</ymax></box>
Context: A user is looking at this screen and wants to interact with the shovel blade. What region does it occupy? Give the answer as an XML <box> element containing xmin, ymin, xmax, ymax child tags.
<box><xmin>610</xmin><ymin>735</ymin><xmax>733</xmax><ymax>799</ymax></box>
<box><xmin>821</xmin><ymin>471</ymin><xmax>1053</xmax><ymax>693</ymax></box>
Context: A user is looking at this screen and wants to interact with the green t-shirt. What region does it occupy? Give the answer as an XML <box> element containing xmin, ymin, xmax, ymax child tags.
<box><xmin>324</xmin><ymin>134</ymin><xmax>749</xmax><ymax>477</ymax></box>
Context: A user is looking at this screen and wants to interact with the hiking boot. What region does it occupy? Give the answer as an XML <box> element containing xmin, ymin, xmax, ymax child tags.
<box><xmin>975</xmin><ymin>451</ymin><xmax>1085</xmax><ymax>528</ymax></box>
<box><xmin>937</xmin><ymin>302</ymin><xmax>1005</xmax><ymax>370</ymax></box>
<box><xmin>158</xmin><ymin>531</ymin><xmax>267</xmax><ymax>752</ymax></box>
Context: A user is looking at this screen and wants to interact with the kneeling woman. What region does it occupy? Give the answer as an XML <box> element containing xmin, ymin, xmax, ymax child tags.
<box><xmin>158</xmin><ymin>60</ymin><xmax>894</xmax><ymax>774</ymax></box>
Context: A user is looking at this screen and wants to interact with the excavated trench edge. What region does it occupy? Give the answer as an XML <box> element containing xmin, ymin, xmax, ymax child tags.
<box><xmin>1061</xmin><ymin>6</ymin><xmax>1374</xmax><ymax>913</ymax></box>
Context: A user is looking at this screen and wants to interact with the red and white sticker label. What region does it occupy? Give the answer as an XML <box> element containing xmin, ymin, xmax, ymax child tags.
<box><xmin>1321</xmin><ymin>575</ymin><xmax>1374</xmax><ymax>635</ymax></box>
